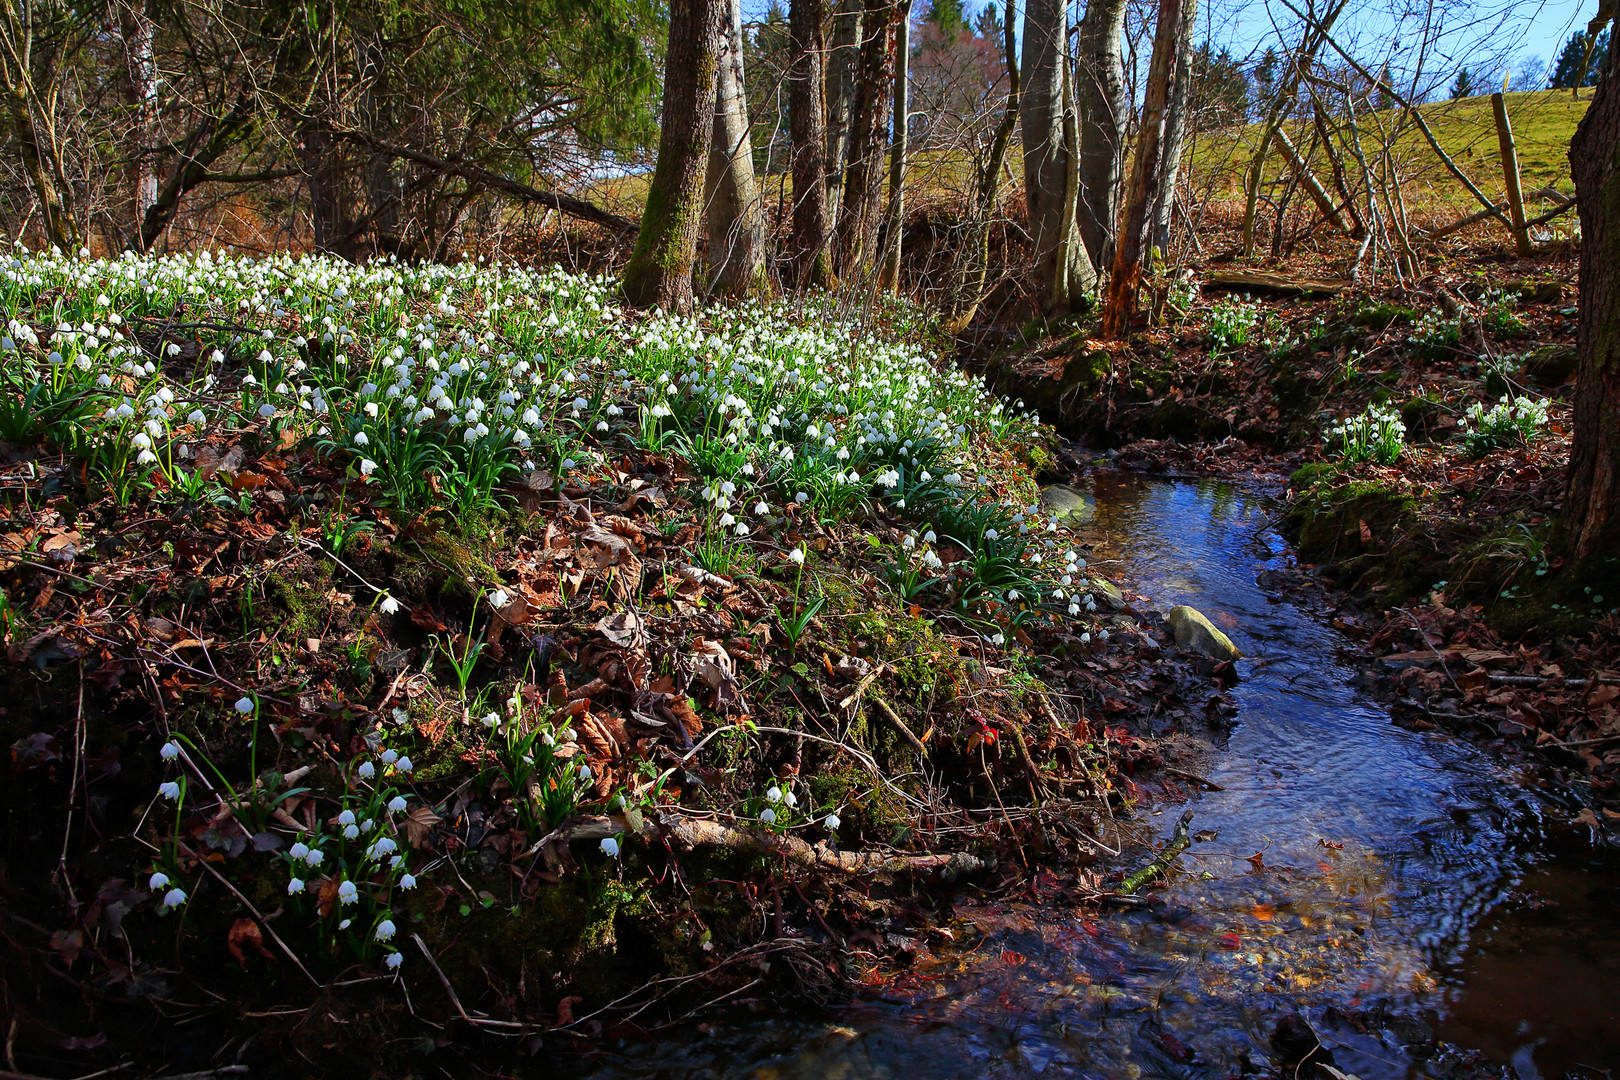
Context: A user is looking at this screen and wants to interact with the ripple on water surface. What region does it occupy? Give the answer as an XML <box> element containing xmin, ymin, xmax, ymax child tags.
<box><xmin>559</xmin><ymin>475</ymin><xmax>1620</xmax><ymax>1080</ymax></box>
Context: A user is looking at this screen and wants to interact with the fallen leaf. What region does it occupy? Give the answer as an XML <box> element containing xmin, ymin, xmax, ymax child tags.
<box><xmin>227</xmin><ymin>918</ymin><xmax>272</xmax><ymax>969</ymax></box>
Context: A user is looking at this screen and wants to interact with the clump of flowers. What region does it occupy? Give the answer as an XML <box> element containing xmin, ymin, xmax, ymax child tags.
<box><xmin>1460</xmin><ymin>394</ymin><xmax>1548</xmax><ymax>456</ymax></box>
<box><xmin>1205</xmin><ymin>296</ymin><xmax>1259</xmax><ymax>352</ymax></box>
<box><xmin>1324</xmin><ymin>403</ymin><xmax>1406</xmax><ymax>465</ymax></box>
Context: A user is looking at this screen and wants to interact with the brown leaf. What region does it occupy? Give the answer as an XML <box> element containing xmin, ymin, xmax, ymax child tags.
<box><xmin>317</xmin><ymin>877</ymin><xmax>340</xmax><ymax>918</ymax></box>
<box><xmin>404</xmin><ymin>804</ymin><xmax>443</xmax><ymax>848</ymax></box>
<box><xmin>410</xmin><ymin>607</ymin><xmax>450</xmax><ymax>633</ymax></box>
<box><xmin>555</xmin><ymin>995</ymin><xmax>584</xmax><ymax>1027</ymax></box>
<box><xmin>594</xmin><ymin>609</ymin><xmax>646</xmax><ymax>649</ymax></box>
<box><xmin>227</xmin><ymin>917</ymin><xmax>272</xmax><ymax>969</ymax></box>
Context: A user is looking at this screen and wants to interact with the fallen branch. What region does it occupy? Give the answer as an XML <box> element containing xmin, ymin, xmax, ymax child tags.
<box><xmin>545</xmin><ymin>811</ymin><xmax>993</xmax><ymax>879</ymax></box>
<box><xmin>1119</xmin><ymin>809</ymin><xmax>1195</xmax><ymax>893</ymax></box>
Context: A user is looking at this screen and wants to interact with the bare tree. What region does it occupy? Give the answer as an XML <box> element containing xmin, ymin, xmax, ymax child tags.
<box><xmin>879</xmin><ymin>0</ymin><xmax>912</xmax><ymax>291</ymax></box>
<box><xmin>788</xmin><ymin>0</ymin><xmax>835</xmax><ymax>287</ymax></box>
<box><xmin>705</xmin><ymin>0</ymin><xmax>768</xmax><ymax>297</ymax></box>
<box><xmin>1074</xmin><ymin>0</ymin><xmax>1128</xmax><ymax>269</ymax></box>
<box><xmin>825</xmin><ymin>0</ymin><xmax>864</xmax><ymax>225</ymax></box>
<box><xmin>1101</xmin><ymin>0</ymin><xmax>1192</xmax><ymax>337</ymax></box>
<box><xmin>1020</xmin><ymin>0</ymin><xmax>1093</xmax><ymax>310</ymax></box>
<box><xmin>836</xmin><ymin>0</ymin><xmax>897</xmax><ymax>278</ymax></box>
<box><xmin>624</xmin><ymin>0</ymin><xmax>726</xmax><ymax>311</ymax></box>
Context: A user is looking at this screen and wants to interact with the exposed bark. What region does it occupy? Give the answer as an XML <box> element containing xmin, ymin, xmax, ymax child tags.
<box><xmin>878</xmin><ymin>0</ymin><xmax>911</xmax><ymax>292</ymax></box>
<box><xmin>330</xmin><ymin>129</ymin><xmax>637</xmax><ymax>235</ymax></box>
<box><xmin>139</xmin><ymin>102</ymin><xmax>262</xmax><ymax>253</ymax></box>
<box><xmin>1272</xmin><ymin>125</ymin><xmax>1348</xmax><ymax>235</ymax></box>
<box><xmin>1149</xmin><ymin>0</ymin><xmax>1198</xmax><ymax>258</ymax></box>
<box><xmin>301</xmin><ymin>121</ymin><xmax>347</xmax><ymax>254</ymax></box>
<box><xmin>704</xmin><ymin>0</ymin><xmax>767</xmax><ymax>297</ymax></box>
<box><xmin>1020</xmin><ymin>0</ymin><xmax>1091</xmax><ymax>309</ymax></box>
<box><xmin>788</xmin><ymin>0</ymin><xmax>835</xmax><ymax>288</ymax></box>
<box><xmin>0</xmin><ymin>6</ymin><xmax>77</xmax><ymax>250</ymax></box>
<box><xmin>546</xmin><ymin>812</ymin><xmax>994</xmax><ymax>879</ymax></box>
<box><xmin>836</xmin><ymin>0</ymin><xmax>897</xmax><ymax>278</ymax></box>
<box><xmin>623</xmin><ymin>0</ymin><xmax>726</xmax><ymax>312</ymax></box>
<box><xmin>1100</xmin><ymin>0</ymin><xmax>1188</xmax><ymax>338</ymax></box>
<box><xmin>825</xmin><ymin>0</ymin><xmax>864</xmax><ymax>226</ymax></box>
<box><xmin>944</xmin><ymin>0</ymin><xmax>1018</xmax><ymax>331</ymax></box>
<box><xmin>120</xmin><ymin>0</ymin><xmax>159</xmax><ymax>239</ymax></box>
<box><xmin>1565</xmin><ymin>21</ymin><xmax>1620</xmax><ymax>577</ymax></box>
<box><xmin>1074</xmin><ymin>0</ymin><xmax>1128</xmax><ymax>269</ymax></box>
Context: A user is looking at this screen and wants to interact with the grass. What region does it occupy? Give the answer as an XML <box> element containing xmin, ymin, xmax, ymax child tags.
<box><xmin>1187</xmin><ymin>87</ymin><xmax>1590</xmax><ymax>218</ymax></box>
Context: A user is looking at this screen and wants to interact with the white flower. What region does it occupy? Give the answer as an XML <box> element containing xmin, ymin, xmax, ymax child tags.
<box><xmin>343</xmin><ymin>823</ymin><xmax>360</xmax><ymax>839</ymax></box>
<box><xmin>765</xmin><ymin>786</ymin><xmax>783</xmax><ymax>803</ymax></box>
<box><xmin>287</xmin><ymin>877</ymin><xmax>305</xmax><ymax>895</ymax></box>
<box><xmin>162</xmin><ymin>887</ymin><xmax>187</xmax><ymax>908</ymax></box>
<box><xmin>359</xmin><ymin>458</ymin><xmax>377</xmax><ymax>476</ymax></box>
<box><xmin>399</xmin><ymin>873</ymin><xmax>418</xmax><ymax>890</ymax></box>
<box><xmin>149</xmin><ymin>871</ymin><xmax>170</xmax><ymax>890</ymax></box>
<box><xmin>760</xmin><ymin>807</ymin><xmax>777</xmax><ymax>824</ymax></box>
<box><xmin>159</xmin><ymin>780</ymin><xmax>181</xmax><ymax>800</ymax></box>
<box><xmin>788</xmin><ymin>547</ymin><xmax>806</xmax><ymax>565</ymax></box>
<box><xmin>353</xmin><ymin>431</ymin><xmax>369</xmax><ymax>445</ymax></box>
<box><xmin>337</xmin><ymin>809</ymin><xmax>356</xmax><ymax>826</ymax></box>
<box><xmin>305</xmin><ymin>848</ymin><xmax>325</xmax><ymax>867</ymax></box>
<box><xmin>160</xmin><ymin>740</ymin><xmax>180</xmax><ymax>761</ymax></box>
<box><xmin>357</xmin><ymin>760</ymin><xmax>376</xmax><ymax>779</ymax></box>
<box><xmin>337</xmin><ymin>880</ymin><xmax>359</xmax><ymax>905</ymax></box>
<box><xmin>489</xmin><ymin>589</ymin><xmax>509</xmax><ymax>609</ymax></box>
<box><xmin>385</xmin><ymin>951</ymin><xmax>404</xmax><ymax>970</ymax></box>
<box><xmin>380</xmin><ymin>749</ymin><xmax>398</xmax><ymax>765</ymax></box>
<box><xmin>374</xmin><ymin>919</ymin><xmax>396</xmax><ymax>942</ymax></box>
<box><xmin>824</xmin><ymin>814</ymin><xmax>841</xmax><ymax>830</ymax></box>
<box><xmin>371</xmin><ymin>837</ymin><xmax>398</xmax><ymax>858</ymax></box>
<box><xmin>234</xmin><ymin>697</ymin><xmax>254</xmax><ymax>714</ymax></box>
<box><xmin>257</xmin><ymin>403</ymin><xmax>277</xmax><ymax>418</ymax></box>
<box><xmin>388</xmin><ymin>795</ymin><xmax>408</xmax><ymax>813</ymax></box>
<box><xmin>600</xmin><ymin>836</ymin><xmax>621</xmax><ymax>858</ymax></box>
<box><xmin>394</xmin><ymin>756</ymin><xmax>413</xmax><ymax>773</ymax></box>
<box><xmin>379</xmin><ymin>595</ymin><xmax>400</xmax><ymax>615</ymax></box>
<box><xmin>289</xmin><ymin>842</ymin><xmax>310</xmax><ymax>860</ymax></box>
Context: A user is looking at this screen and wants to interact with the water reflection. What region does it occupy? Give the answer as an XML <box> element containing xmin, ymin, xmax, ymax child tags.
<box><xmin>564</xmin><ymin>475</ymin><xmax>1617</xmax><ymax>1080</ymax></box>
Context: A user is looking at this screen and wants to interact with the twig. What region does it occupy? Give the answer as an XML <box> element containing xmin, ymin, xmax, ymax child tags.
<box><xmin>410</xmin><ymin>933</ymin><xmax>525</xmax><ymax>1030</ymax></box>
<box><xmin>182</xmin><ymin>845</ymin><xmax>319</xmax><ymax>986</ymax></box>
<box><xmin>1120</xmin><ymin>810</ymin><xmax>1196</xmax><ymax>893</ymax></box>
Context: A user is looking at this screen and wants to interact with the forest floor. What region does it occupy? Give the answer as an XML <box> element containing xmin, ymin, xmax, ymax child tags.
<box><xmin>0</xmin><ymin>252</ymin><xmax>1244</xmax><ymax>1079</ymax></box>
<box><xmin>977</xmin><ymin>219</ymin><xmax>1620</xmax><ymax>828</ymax></box>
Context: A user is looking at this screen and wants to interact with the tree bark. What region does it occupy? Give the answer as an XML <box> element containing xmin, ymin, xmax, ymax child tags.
<box><xmin>1020</xmin><ymin>0</ymin><xmax>1091</xmax><ymax>310</ymax></box>
<box><xmin>704</xmin><ymin>0</ymin><xmax>768</xmax><ymax>297</ymax></box>
<box><xmin>1565</xmin><ymin>23</ymin><xmax>1620</xmax><ymax>577</ymax></box>
<box><xmin>120</xmin><ymin>0</ymin><xmax>159</xmax><ymax>244</ymax></box>
<box><xmin>0</xmin><ymin>6</ymin><xmax>77</xmax><ymax>250</ymax></box>
<box><xmin>944</xmin><ymin>0</ymin><xmax>1018</xmax><ymax>331</ymax></box>
<box><xmin>825</xmin><ymin>0</ymin><xmax>864</xmax><ymax>227</ymax></box>
<box><xmin>1149</xmin><ymin>0</ymin><xmax>1197</xmax><ymax>258</ymax></box>
<box><xmin>1100</xmin><ymin>0</ymin><xmax>1188</xmax><ymax>338</ymax></box>
<box><xmin>878</xmin><ymin>0</ymin><xmax>911</xmax><ymax>292</ymax></box>
<box><xmin>788</xmin><ymin>0</ymin><xmax>835</xmax><ymax>288</ymax></box>
<box><xmin>623</xmin><ymin>0</ymin><xmax>726</xmax><ymax>312</ymax></box>
<box><xmin>836</xmin><ymin>0</ymin><xmax>897</xmax><ymax>278</ymax></box>
<box><xmin>1074</xmin><ymin>0</ymin><xmax>1127</xmax><ymax>269</ymax></box>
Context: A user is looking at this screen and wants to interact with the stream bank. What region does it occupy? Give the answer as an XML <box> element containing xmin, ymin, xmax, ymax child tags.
<box><xmin>556</xmin><ymin>472</ymin><xmax>1620</xmax><ymax>1080</ymax></box>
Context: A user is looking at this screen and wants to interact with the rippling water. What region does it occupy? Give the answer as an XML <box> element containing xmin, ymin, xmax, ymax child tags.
<box><xmin>564</xmin><ymin>475</ymin><xmax>1620</xmax><ymax>1080</ymax></box>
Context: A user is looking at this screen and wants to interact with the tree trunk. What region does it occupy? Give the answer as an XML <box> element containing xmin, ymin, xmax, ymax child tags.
<box><xmin>944</xmin><ymin>0</ymin><xmax>1018</xmax><ymax>331</ymax></box>
<box><xmin>836</xmin><ymin>0</ymin><xmax>897</xmax><ymax>279</ymax></box>
<box><xmin>1565</xmin><ymin>25</ymin><xmax>1620</xmax><ymax>578</ymax></box>
<box><xmin>704</xmin><ymin>0</ymin><xmax>767</xmax><ymax>297</ymax></box>
<box><xmin>1019</xmin><ymin>0</ymin><xmax>1090</xmax><ymax>310</ymax></box>
<box><xmin>0</xmin><ymin>7</ymin><xmax>77</xmax><ymax>251</ymax></box>
<box><xmin>825</xmin><ymin>0</ymin><xmax>864</xmax><ymax>227</ymax></box>
<box><xmin>302</xmin><ymin>122</ymin><xmax>348</xmax><ymax>255</ymax></box>
<box><xmin>1149</xmin><ymin>0</ymin><xmax>1197</xmax><ymax>258</ymax></box>
<box><xmin>1074</xmin><ymin>0</ymin><xmax>1127</xmax><ymax>269</ymax></box>
<box><xmin>623</xmin><ymin>0</ymin><xmax>726</xmax><ymax>312</ymax></box>
<box><xmin>788</xmin><ymin>0</ymin><xmax>835</xmax><ymax>288</ymax></box>
<box><xmin>878</xmin><ymin>0</ymin><xmax>911</xmax><ymax>292</ymax></box>
<box><xmin>1100</xmin><ymin>0</ymin><xmax>1187</xmax><ymax>338</ymax></box>
<box><xmin>121</xmin><ymin>0</ymin><xmax>159</xmax><ymax>246</ymax></box>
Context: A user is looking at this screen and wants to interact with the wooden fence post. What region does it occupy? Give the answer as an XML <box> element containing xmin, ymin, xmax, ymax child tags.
<box><xmin>1491</xmin><ymin>90</ymin><xmax>1533</xmax><ymax>256</ymax></box>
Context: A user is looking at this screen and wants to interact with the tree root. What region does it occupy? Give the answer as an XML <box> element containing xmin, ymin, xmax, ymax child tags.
<box><xmin>537</xmin><ymin>811</ymin><xmax>994</xmax><ymax>879</ymax></box>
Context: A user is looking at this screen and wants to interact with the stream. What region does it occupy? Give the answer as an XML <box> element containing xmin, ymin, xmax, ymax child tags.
<box><xmin>567</xmin><ymin>474</ymin><xmax>1620</xmax><ymax>1079</ymax></box>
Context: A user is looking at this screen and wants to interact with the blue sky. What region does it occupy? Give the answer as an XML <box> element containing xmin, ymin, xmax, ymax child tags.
<box><xmin>740</xmin><ymin>0</ymin><xmax>1601</xmax><ymax>91</ymax></box>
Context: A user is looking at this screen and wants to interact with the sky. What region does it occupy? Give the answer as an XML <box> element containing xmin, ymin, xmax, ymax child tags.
<box><xmin>740</xmin><ymin>0</ymin><xmax>1603</xmax><ymax>92</ymax></box>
